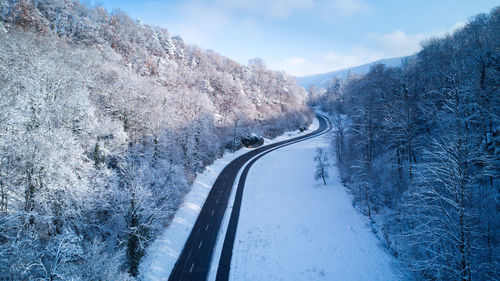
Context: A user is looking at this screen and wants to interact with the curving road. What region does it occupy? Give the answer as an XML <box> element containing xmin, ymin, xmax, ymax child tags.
<box><xmin>168</xmin><ymin>114</ymin><xmax>331</xmax><ymax>281</ymax></box>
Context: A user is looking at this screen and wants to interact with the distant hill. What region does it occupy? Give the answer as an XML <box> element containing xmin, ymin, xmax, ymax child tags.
<box><xmin>295</xmin><ymin>57</ymin><xmax>406</xmax><ymax>89</ymax></box>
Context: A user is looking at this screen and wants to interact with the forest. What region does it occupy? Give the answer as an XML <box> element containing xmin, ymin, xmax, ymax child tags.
<box><xmin>1</xmin><ymin>1</ymin><xmax>499</xmax><ymax>280</ymax></box>
<box><xmin>317</xmin><ymin>6</ymin><xmax>499</xmax><ymax>281</ymax></box>
<box><xmin>0</xmin><ymin>0</ymin><xmax>312</xmax><ymax>279</ymax></box>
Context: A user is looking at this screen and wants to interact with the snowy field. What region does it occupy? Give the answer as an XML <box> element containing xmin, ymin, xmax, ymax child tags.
<box><xmin>227</xmin><ymin>128</ymin><xmax>406</xmax><ymax>280</ymax></box>
<box><xmin>139</xmin><ymin>120</ymin><xmax>318</xmax><ymax>280</ymax></box>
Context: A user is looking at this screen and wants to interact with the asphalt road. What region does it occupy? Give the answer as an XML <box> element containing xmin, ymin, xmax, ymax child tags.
<box><xmin>168</xmin><ymin>114</ymin><xmax>331</xmax><ymax>281</ymax></box>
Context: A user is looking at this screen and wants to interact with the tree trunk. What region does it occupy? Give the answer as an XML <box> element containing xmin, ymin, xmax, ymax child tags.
<box><xmin>127</xmin><ymin>193</ymin><xmax>140</xmax><ymax>277</ymax></box>
<box><xmin>365</xmin><ymin>184</ymin><xmax>371</xmax><ymax>219</ymax></box>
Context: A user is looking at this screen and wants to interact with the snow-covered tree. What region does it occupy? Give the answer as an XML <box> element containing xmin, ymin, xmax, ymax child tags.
<box><xmin>329</xmin><ymin>7</ymin><xmax>500</xmax><ymax>280</ymax></box>
<box><xmin>314</xmin><ymin>148</ymin><xmax>330</xmax><ymax>185</ymax></box>
<box><xmin>0</xmin><ymin>1</ymin><xmax>312</xmax><ymax>278</ymax></box>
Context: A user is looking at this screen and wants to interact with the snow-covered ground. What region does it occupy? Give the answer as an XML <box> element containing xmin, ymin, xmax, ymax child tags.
<box><xmin>140</xmin><ymin>116</ymin><xmax>406</xmax><ymax>281</ymax></box>
<box><xmin>227</xmin><ymin>127</ymin><xmax>406</xmax><ymax>280</ymax></box>
<box><xmin>139</xmin><ymin>121</ymin><xmax>319</xmax><ymax>281</ymax></box>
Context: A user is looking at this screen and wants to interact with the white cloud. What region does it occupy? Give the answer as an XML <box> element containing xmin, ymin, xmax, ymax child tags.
<box><xmin>366</xmin><ymin>21</ymin><xmax>467</xmax><ymax>59</ymax></box>
<box><xmin>158</xmin><ymin>0</ymin><xmax>251</xmax><ymax>47</ymax></box>
<box><xmin>216</xmin><ymin>0</ymin><xmax>315</xmax><ymax>19</ymax></box>
<box><xmin>324</xmin><ymin>48</ymin><xmax>379</xmax><ymax>67</ymax></box>
<box><xmin>327</xmin><ymin>0</ymin><xmax>371</xmax><ymax>16</ymax></box>
<box><xmin>172</xmin><ymin>0</ymin><xmax>370</xmax><ymax>24</ymax></box>
<box><xmin>284</xmin><ymin>57</ymin><xmax>309</xmax><ymax>66</ymax></box>
<box><xmin>270</xmin><ymin>47</ymin><xmax>383</xmax><ymax>76</ymax></box>
<box><xmin>367</xmin><ymin>30</ymin><xmax>427</xmax><ymax>57</ymax></box>
<box><xmin>270</xmin><ymin>20</ymin><xmax>467</xmax><ymax>77</ymax></box>
<box><xmin>269</xmin><ymin>57</ymin><xmax>317</xmax><ymax>77</ymax></box>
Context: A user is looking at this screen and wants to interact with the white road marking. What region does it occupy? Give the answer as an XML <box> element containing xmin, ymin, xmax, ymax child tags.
<box><xmin>205</xmin><ymin>224</ymin><xmax>209</xmax><ymax>231</ymax></box>
<box><xmin>211</xmin><ymin>210</ymin><xmax>214</xmax><ymax>216</ymax></box>
<box><xmin>189</xmin><ymin>263</ymin><xmax>195</xmax><ymax>273</ymax></box>
<box><xmin>198</xmin><ymin>241</ymin><xmax>203</xmax><ymax>249</ymax></box>
<box><xmin>216</xmin><ymin>199</ymin><xmax>219</xmax><ymax>203</ymax></box>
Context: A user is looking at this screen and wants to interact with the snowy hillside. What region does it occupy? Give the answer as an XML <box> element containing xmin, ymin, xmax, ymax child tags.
<box><xmin>295</xmin><ymin>57</ymin><xmax>405</xmax><ymax>89</ymax></box>
<box><xmin>0</xmin><ymin>1</ymin><xmax>312</xmax><ymax>279</ymax></box>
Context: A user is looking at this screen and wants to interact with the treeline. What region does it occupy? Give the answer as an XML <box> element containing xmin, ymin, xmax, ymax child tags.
<box><xmin>0</xmin><ymin>0</ymin><xmax>311</xmax><ymax>279</ymax></box>
<box><xmin>323</xmin><ymin>7</ymin><xmax>499</xmax><ymax>281</ymax></box>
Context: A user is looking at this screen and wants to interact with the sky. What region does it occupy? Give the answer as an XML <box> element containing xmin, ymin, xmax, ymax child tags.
<box><xmin>95</xmin><ymin>0</ymin><xmax>499</xmax><ymax>76</ymax></box>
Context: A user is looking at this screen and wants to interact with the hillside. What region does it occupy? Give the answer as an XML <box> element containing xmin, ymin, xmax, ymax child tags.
<box><xmin>295</xmin><ymin>57</ymin><xmax>404</xmax><ymax>89</ymax></box>
<box><xmin>0</xmin><ymin>1</ymin><xmax>311</xmax><ymax>279</ymax></box>
<box><xmin>321</xmin><ymin>7</ymin><xmax>500</xmax><ymax>281</ymax></box>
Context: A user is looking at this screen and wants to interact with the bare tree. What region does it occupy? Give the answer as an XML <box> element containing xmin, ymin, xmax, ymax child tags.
<box><xmin>314</xmin><ymin>147</ymin><xmax>330</xmax><ymax>185</ymax></box>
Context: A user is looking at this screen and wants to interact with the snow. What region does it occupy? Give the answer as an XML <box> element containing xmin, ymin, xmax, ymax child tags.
<box><xmin>206</xmin><ymin>118</ymin><xmax>321</xmax><ymax>280</ymax></box>
<box><xmin>140</xmin><ymin>116</ymin><xmax>406</xmax><ymax>281</ymax></box>
<box><xmin>138</xmin><ymin>121</ymin><xmax>317</xmax><ymax>281</ymax></box>
<box><xmin>226</xmin><ymin>126</ymin><xmax>406</xmax><ymax>280</ymax></box>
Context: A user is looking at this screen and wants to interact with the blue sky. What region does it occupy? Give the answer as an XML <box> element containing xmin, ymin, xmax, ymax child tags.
<box><xmin>95</xmin><ymin>0</ymin><xmax>499</xmax><ymax>76</ymax></box>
